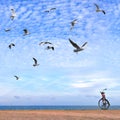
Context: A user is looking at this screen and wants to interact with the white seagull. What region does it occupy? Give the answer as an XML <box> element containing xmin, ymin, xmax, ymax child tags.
<box><xmin>94</xmin><ymin>3</ymin><xmax>106</xmax><ymax>14</ymax></box>
<box><xmin>10</xmin><ymin>9</ymin><xmax>16</xmax><ymax>20</ymax></box>
<box><xmin>8</xmin><ymin>43</ymin><xmax>15</xmax><ymax>49</ymax></box>
<box><xmin>69</xmin><ymin>38</ymin><xmax>87</xmax><ymax>53</ymax></box>
<box><xmin>70</xmin><ymin>19</ymin><xmax>78</xmax><ymax>30</ymax></box>
<box><xmin>33</xmin><ymin>57</ymin><xmax>39</xmax><ymax>67</ymax></box>
<box><xmin>23</xmin><ymin>29</ymin><xmax>30</xmax><ymax>36</ymax></box>
<box><xmin>4</xmin><ymin>28</ymin><xmax>11</xmax><ymax>32</ymax></box>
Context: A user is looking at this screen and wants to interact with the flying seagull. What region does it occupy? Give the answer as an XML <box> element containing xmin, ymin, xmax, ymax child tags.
<box><xmin>70</xmin><ymin>19</ymin><xmax>78</xmax><ymax>30</ymax></box>
<box><xmin>14</xmin><ymin>75</ymin><xmax>19</xmax><ymax>80</ymax></box>
<box><xmin>33</xmin><ymin>57</ymin><xmax>39</xmax><ymax>67</ymax></box>
<box><xmin>69</xmin><ymin>38</ymin><xmax>87</xmax><ymax>53</ymax></box>
<box><xmin>39</xmin><ymin>41</ymin><xmax>52</xmax><ymax>45</ymax></box>
<box><xmin>8</xmin><ymin>43</ymin><xmax>15</xmax><ymax>49</ymax></box>
<box><xmin>44</xmin><ymin>8</ymin><xmax>56</xmax><ymax>12</ymax></box>
<box><xmin>4</xmin><ymin>28</ymin><xmax>11</xmax><ymax>32</ymax></box>
<box><xmin>46</xmin><ymin>46</ymin><xmax>54</xmax><ymax>50</ymax></box>
<box><xmin>94</xmin><ymin>3</ymin><xmax>106</xmax><ymax>14</ymax></box>
<box><xmin>10</xmin><ymin>9</ymin><xmax>16</xmax><ymax>20</ymax></box>
<box><xmin>23</xmin><ymin>29</ymin><xmax>30</xmax><ymax>36</ymax></box>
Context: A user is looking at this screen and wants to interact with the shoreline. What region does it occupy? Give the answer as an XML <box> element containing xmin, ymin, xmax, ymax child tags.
<box><xmin>0</xmin><ymin>105</ymin><xmax>120</xmax><ymax>110</ymax></box>
<box><xmin>0</xmin><ymin>110</ymin><xmax>120</xmax><ymax>120</ymax></box>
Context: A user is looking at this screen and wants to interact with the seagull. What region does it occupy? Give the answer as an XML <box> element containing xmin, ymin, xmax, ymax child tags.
<box><xmin>14</xmin><ymin>75</ymin><xmax>19</xmax><ymax>80</ymax></box>
<box><xmin>69</xmin><ymin>38</ymin><xmax>87</xmax><ymax>53</ymax></box>
<box><xmin>70</xmin><ymin>19</ymin><xmax>78</xmax><ymax>30</ymax></box>
<box><xmin>8</xmin><ymin>43</ymin><xmax>15</xmax><ymax>49</ymax></box>
<box><xmin>46</xmin><ymin>46</ymin><xmax>54</xmax><ymax>50</ymax></box>
<box><xmin>4</xmin><ymin>28</ymin><xmax>11</xmax><ymax>32</ymax></box>
<box><xmin>39</xmin><ymin>41</ymin><xmax>52</xmax><ymax>45</ymax></box>
<box><xmin>44</xmin><ymin>8</ymin><xmax>56</xmax><ymax>12</ymax></box>
<box><xmin>23</xmin><ymin>29</ymin><xmax>30</xmax><ymax>36</ymax></box>
<box><xmin>10</xmin><ymin>9</ymin><xmax>16</xmax><ymax>20</ymax></box>
<box><xmin>33</xmin><ymin>57</ymin><xmax>39</xmax><ymax>67</ymax></box>
<box><xmin>94</xmin><ymin>3</ymin><xmax>106</xmax><ymax>14</ymax></box>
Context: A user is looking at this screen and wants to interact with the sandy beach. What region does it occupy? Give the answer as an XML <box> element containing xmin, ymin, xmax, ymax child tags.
<box><xmin>0</xmin><ymin>110</ymin><xmax>120</xmax><ymax>120</ymax></box>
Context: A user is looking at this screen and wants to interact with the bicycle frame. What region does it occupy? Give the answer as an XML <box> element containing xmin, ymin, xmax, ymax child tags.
<box><xmin>101</xmin><ymin>92</ymin><xmax>106</xmax><ymax>102</ymax></box>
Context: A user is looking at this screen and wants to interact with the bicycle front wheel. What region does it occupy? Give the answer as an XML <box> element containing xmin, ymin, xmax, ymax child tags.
<box><xmin>98</xmin><ymin>98</ymin><xmax>110</xmax><ymax>110</ymax></box>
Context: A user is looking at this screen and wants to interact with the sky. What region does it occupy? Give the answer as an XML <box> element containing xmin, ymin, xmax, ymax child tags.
<box><xmin>0</xmin><ymin>0</ymin><xmax>120</xmax><ymax>106</ymax></box>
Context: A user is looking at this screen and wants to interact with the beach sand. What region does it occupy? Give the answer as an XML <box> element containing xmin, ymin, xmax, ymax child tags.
<box><xmin>0</xmin><ymin>110</ymin><xmax>120</xmax><ymax>120</ymax></box>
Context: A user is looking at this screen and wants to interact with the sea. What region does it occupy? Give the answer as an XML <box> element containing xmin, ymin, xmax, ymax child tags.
<box><xmin>0</xmin><ymin>105</ymin><xmax>120</xmax><ymax>110</ymax></box>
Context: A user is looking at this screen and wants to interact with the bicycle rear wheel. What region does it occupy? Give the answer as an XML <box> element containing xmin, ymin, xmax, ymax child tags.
<box><xmin>98</xmin><ymin>98</ymin><xmax>110</xmax><ymax>110</ymax></box>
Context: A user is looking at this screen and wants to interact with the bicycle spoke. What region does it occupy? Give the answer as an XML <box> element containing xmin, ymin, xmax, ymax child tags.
<box><xmin>98</xmin><ymin>98</ymin><xmax>110</xmax><ymax>110</ymax></box>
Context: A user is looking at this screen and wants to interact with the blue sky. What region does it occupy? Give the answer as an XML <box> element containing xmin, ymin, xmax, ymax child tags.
<box><xmin>0</xmin><ymin>0</ymin><xmax>120</xmax><ymax>105</ymax></box>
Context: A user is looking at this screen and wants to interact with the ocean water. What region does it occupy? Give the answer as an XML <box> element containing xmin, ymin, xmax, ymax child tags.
<box><xmin>0</xmin><ymin>105</ymin><xmax>120</xmax><ymax>110</ymax></box>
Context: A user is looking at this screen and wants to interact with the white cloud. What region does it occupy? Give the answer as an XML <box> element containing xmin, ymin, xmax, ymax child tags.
<box><xmin>72</xmin><ymin>81</ymin><xmax>93</xmax><ymax>88</ymax></box>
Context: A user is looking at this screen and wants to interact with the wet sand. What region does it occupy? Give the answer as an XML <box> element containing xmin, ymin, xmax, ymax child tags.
<box><xmin>0</xmin><ymin>110</ymin><xmax>120</xmax><ymax>120</ymax></box>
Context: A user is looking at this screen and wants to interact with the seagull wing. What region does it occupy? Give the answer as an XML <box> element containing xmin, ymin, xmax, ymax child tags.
<box><xmin>73</xmin><ymin>19</ymin><xmax>77</xmax><ymax>22</ymax></box>
<box><xmin>39</xmin><ymin>42</ymin><xmax>44</xmax><ymax>45</ymax></box>
<box><xmin>11</xmin><ymin>9</ymin><xmax>15</xmax><ymax>13</ymax></box>
<box><xmin>44</xmin><ymin>10</ymin><xmax>49</xmax><ymax>12</ymax></box>
<box><xmin>51</xmin><ymin>46</ymin><xmax>54</xmax><ymax>50</ymax></box>
<box><xmin>33</xmin><ymin>57</ymin><xmax>37</xmax><ymax>64</ymax></box>
<box><xmin>45</xmin><ymin>42</ymin><xmax>52</xmax><ymax>44</ymax></box>
<box><xmin>50</xmin><ymin>8</ymin><xmax>56</xmax><ymax>10</ymax></box>
<box><xmin>11</xmin><ymin>43</ymin><xmax>15</xmax><ymax>46</ymax></box>
<box><xmin>69</xmin><ymin>39</ymin><xmax>80</xmax><ymax>49</ymax></box>
<box><xmin>8</xmin><ymin>45</ymin><xmax>11</xmax><ymax>49</ymax></box>
<box><xmin>102</xmin><ymin>10</ymin><xmax>106</xmax><ymax>14</ymax></box>
<box><xmin>14</xmin><ymin>75</ymin><xmax>19</xmax><ymax>80</ymax></box>
<box><xmin>71</xmin><ymin>22</ymin><xmax>75</xmax><ymax>26</ymax></box>
<box><xmin>94</xmin><ymin>3</ymin><xmax>99</xmax><ymax>10</ymax></box>
<box><xmin>81</xmin><ymin>42</ymin><xmax>87</xmax><ymax>48</ymax></box>
<box><xmin>23</xmin><ymin>29</ymin><xmax>28</xmax><ymax>34</ymax></box>
<box><xmin>71</xmin><ymin>19</ymin><xmax>77</xmax><ymax>26</ymax></box>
